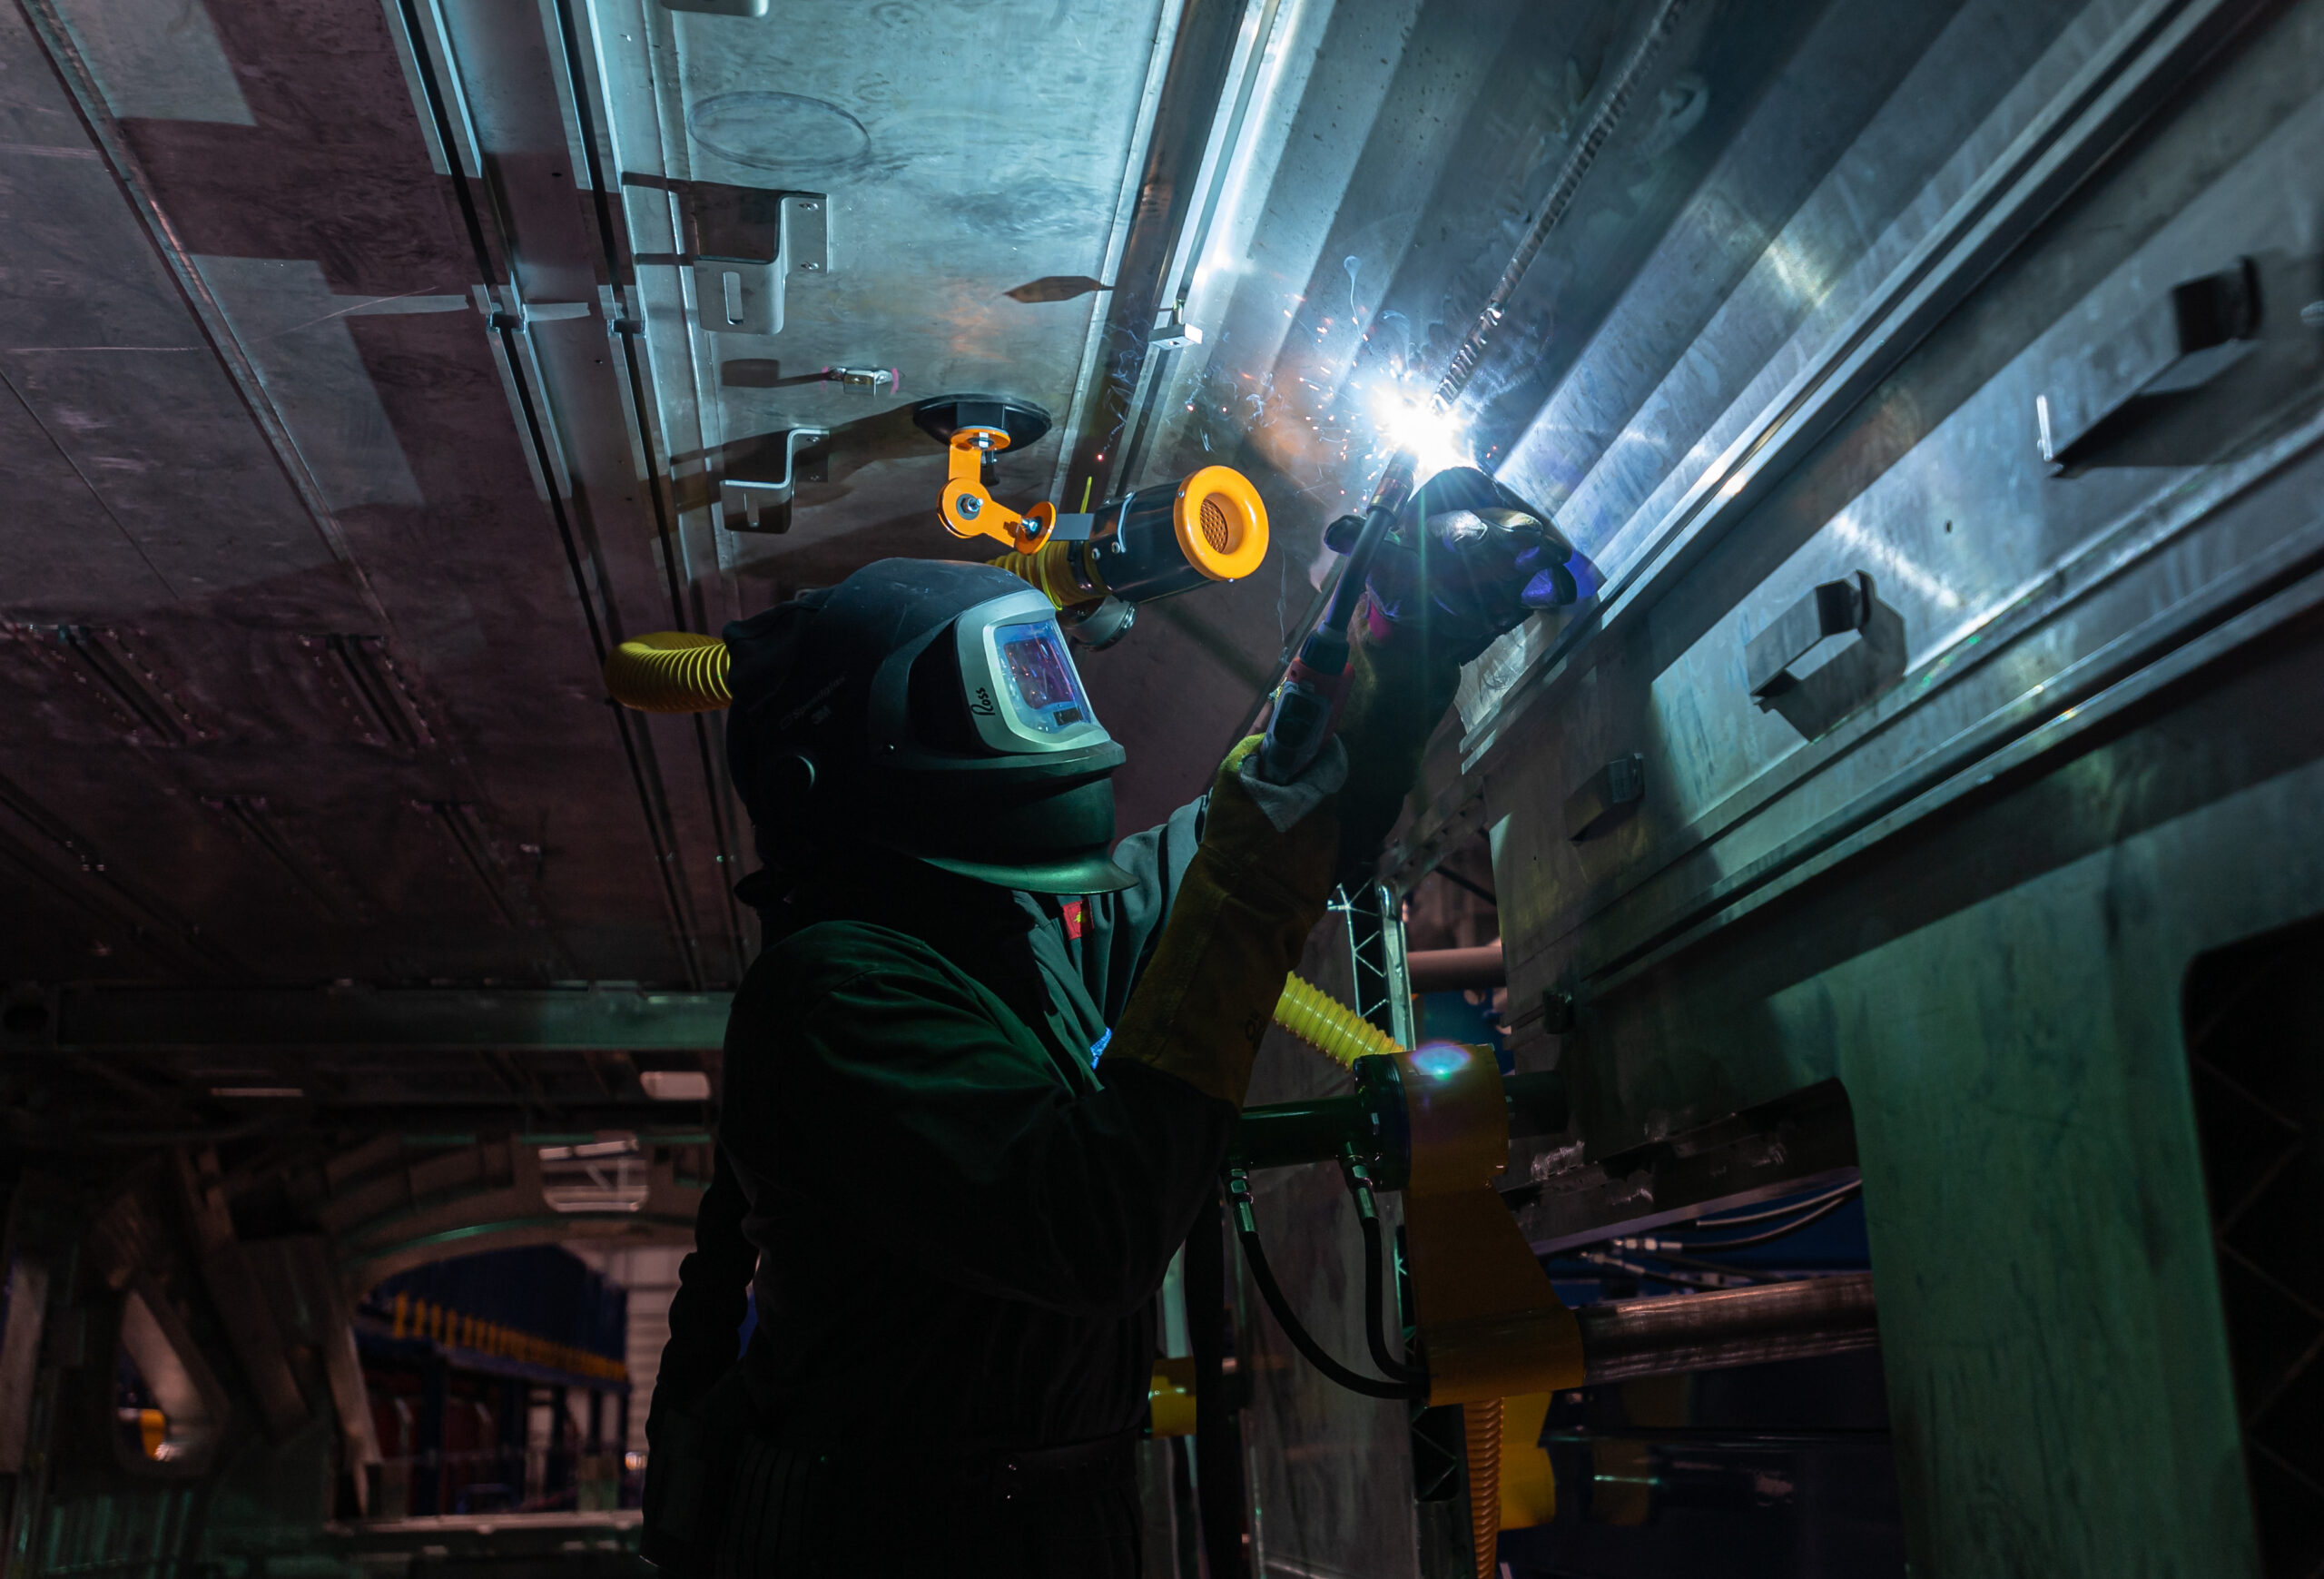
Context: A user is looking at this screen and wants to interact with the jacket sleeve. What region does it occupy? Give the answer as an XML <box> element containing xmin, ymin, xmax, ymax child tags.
<box><xmin>1076</xmin><ymin>794</ymin><xmax>1206</xmax><ymax>1026</ymax></box>
<box><xmin>719</xmin><ymin>931</ymin><xmax>1234</xmax><ymax>1320</ymax></box>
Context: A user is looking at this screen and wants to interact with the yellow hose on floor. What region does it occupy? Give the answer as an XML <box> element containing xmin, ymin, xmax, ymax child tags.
<box><xmin>1272</xmin><ymin>972</ymin><xmax>1401</xmax><ymax>1065</ymax></box>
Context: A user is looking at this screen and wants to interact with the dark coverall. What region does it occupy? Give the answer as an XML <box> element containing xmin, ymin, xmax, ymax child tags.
<box><xmin>647</xmin><ymin>800</ymin><xmax>1220</xmax><ymax>1575</ymax></box>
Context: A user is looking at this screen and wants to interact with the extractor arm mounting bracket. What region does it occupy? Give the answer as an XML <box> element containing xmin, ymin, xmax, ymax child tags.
<box><xmin>912</xmin><ymin>395</ymin><xmax>1058</xmax><ymax>554</ymax></box>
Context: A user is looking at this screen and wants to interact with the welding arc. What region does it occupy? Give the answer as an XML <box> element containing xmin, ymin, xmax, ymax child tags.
<box><xmin>1229</xmin><ymin>0</ymin><xmax>1689</xmax><ymax>765</ymax></box>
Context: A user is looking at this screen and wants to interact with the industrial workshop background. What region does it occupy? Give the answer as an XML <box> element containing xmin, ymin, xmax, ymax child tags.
<box><xmin>2</xmin><ymin>0</ymin><xmax>2320</xmax><ymax>1574</ymax></box>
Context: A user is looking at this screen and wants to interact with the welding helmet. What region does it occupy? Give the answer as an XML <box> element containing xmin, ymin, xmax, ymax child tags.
<box><xmin>724</xmin><ymin>558</ymin><xmax>1134</xmax><ymax>893</ymax></box>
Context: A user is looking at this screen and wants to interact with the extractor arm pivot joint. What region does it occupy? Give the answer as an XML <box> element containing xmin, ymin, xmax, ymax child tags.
<box><xmin>939</xmin><ymin>425</ymin><xmax>1058</xmax><ymax>555</ymax></box>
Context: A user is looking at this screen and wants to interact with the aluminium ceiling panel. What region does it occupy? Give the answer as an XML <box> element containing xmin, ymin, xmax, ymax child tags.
<box><xmin>617</xmin><ymin>0</ymin><xmax>1173</xmax><ymax>587</ymax></box>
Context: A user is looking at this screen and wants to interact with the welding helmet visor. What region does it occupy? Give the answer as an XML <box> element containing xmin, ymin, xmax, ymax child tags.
<box><xmin>727</xmin><ymin>561</ymin><xmax>1135</xmax><ymax>895</ymax></box>
<box><xmin>873</xmin><ymin>584</ymin><xmax>1132</xmax><ymax>893</ymax></box>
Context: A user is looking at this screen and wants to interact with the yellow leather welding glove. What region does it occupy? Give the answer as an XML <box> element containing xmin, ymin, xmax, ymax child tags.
<box><xmin>1105</xmin><ymin>735</ymin><xmax>1344</xmax><ymax>1108</ymax></box>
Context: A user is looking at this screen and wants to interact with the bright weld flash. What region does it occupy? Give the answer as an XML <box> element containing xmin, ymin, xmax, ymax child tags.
<box><xmin>1367</xmin><ymin>389</ymin><xmax>1471</xmax><ymax>481</ymax></box>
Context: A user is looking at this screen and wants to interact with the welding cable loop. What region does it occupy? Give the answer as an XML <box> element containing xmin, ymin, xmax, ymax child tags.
<box><xmin>1338</xmin><ymin>1144</ymin><xmax>1422</xmax><ymax>1384</ymax></box>
<box><xmin>1226</xmin><ymin>1167</ymin><xmax>1425</xmax><ymax>1401</ymax></box>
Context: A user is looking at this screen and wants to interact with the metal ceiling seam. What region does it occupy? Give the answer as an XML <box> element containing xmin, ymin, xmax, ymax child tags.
<box><xmin>0</xmin><ymin>771</ymin><xmax>241</xmax><ymax>976</ymax></box>
<box><xmin>1049</xmin><ymin>0</ymin><xmax>1190</xmax><ymax>506</ymax></box>
<box><xmin>1115</xmin><ymin>0</ymin><xmax>1297</xmax><ymax>486</ymax></box>
<box><xmin>0</xmin><ymin>363</ymin><xmax>178</xmax><ymax>601</ymax></box>
<box><xmin>1066</xmin><ymin>0</ymin><xmax>1260</xmax><ymax>505</ymax></box>
<box><xmin>1453</xmin><ymin>0</ymin><xmax>2263</xmax><ymax>775</ymax></box>
<box><xmin>577</xmin><ymin>1</ymin><xmax>753</xmax><ymax>978</ymax></box>
<box><xmin>11</xmin><ymin>0</ymin><xmax>399</xmax><ymax>642</ymax></box>
<box><xmin>393</xmin><ymin>0</ymin><xmax>709</xmax><ymax>988</ymax></box>
<box><xmin>485</xmin><ymin>5</ymin><xmax>732</xmax><ymax>984</ymax></box>
<box><xmin>555</xmin><ymin>0</ymin><xmax>749</xmax><ymax>974</ymax></box>
<box><xmin>625</xmin><ymin>1</ymin><xmax>750</xmax><ymax>592</ymax></box>
<box><xmin>487</xmin><ymin>311</ymin><xmax>711</xmax><ymax>989</ymax></box>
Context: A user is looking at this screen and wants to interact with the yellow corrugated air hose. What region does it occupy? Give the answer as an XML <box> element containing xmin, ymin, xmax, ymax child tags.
<box><xmin>604</xmin><ymin>632</ymin><xmax>732</xmax><ymax>713</ymax></box>
<box><xmin>993</xmin><ymin>537</ymin><xmax>1105</xmax><ymax>611</ymax></box>
<box><xmin>1272</xmin><ymin>972</ymin><xmax>1402</xmax><ymax>1066</ymax></box>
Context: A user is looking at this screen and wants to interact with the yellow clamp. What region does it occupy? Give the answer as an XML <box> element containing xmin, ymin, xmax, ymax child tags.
<box><xmin>938</xmin><ymin>426</ymin><xmax>1056</xmax><ymax>555</ymax></box>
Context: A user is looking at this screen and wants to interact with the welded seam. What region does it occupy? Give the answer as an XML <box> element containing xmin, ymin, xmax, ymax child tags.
<box><xmin>13</xmin><ymin>0</ymin><xmax>398</xmax><ymax>639</ymax></box>
<box><xmin>1432</xmin><ymin>0</ymin><xmax>1693</xmax><ymax>410</ymax></box>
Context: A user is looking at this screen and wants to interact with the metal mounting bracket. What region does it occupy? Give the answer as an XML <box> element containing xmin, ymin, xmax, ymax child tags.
<box><xmin>719</xmin><ymin>427</ymin><xmax>830</xmax><ymax>532</ymax></box>
<box><xmin>1746</xmin><ymin>573</ymin><xmax>1872</xmax><ymax>705</ymax></box>
<box><xmin>693</xmin><ymin>192</ymin><xmax>830</xmax><ymax>337</ymax></box>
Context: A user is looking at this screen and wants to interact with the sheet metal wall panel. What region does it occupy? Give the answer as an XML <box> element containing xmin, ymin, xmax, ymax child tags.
<box><xmin>1498</xmin><ymin>0</ymin><xmax>2072</xmax><ymax>533</ymax></box>
<box><xmin>1403</xmin><ymin>4</ymin><xmax>2324</xmax><ymax>1573</ymax></box>
<box><xmin>1466</xmin><ymin>4</ymin><xmax>2324</xmax><ymax>1004</ymax></box>
<box><xmin>1547</xmin><ymin>628</ymin><xmax>2324</xmax><ymax>1575</ymax></box>
<box><xmin>1466</xmin><ymin>0</ymin><xmax>2202</xmax><ymax>735</ymax></box>
<box><xmin>631</xmin><ymin>0</ymin><xmax>1172</xmax><ymax>587</ymax></box>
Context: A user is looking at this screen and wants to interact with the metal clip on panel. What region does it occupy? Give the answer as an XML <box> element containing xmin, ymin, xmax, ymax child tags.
<box><xmin>693</xmin><ymin>192</ymin><xmax>831</xmax><ymax>337</ymax></box>
<box><xmin>1746</xmin><ymin>573</ymin><xmax>1872</xmax><ymax>706</ymax></box>
<box><xmin>2036</xmin><ymin>258</ymin><xmax>2260</xmax><ymax>469</ymax></box>
<box><xmin>719</xmin><ymin>428</ymin><xmax>830</xmax><ymax>533</ymax></box>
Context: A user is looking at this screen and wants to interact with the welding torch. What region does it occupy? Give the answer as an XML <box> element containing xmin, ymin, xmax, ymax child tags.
<box><xmin>1256</xmin><ymin>447</ymin><xmax>1419</xmax><ymax>783</ymax></box>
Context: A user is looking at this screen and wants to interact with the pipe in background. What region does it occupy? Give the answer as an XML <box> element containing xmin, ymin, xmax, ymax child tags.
<box><xmin>1575</xmin><ymin>1272</ymin><xmax>1878</xmax><ymax>1385</ymax></box>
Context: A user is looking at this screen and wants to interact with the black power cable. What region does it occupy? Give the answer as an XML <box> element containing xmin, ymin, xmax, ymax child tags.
<box><xmin>1338</xmin><ymin>1147</ymin><xmax>1422</xmax><ymax>1384</ymax></box>
<box><xmin>1226</xmin><ymin>1169</ymin><xmax>1424</xmax><ymax>1401</ymax></box>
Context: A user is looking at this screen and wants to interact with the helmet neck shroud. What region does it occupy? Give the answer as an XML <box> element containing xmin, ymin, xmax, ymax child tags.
<box><xmin>724</xmin><ymin>558</ymin><xmax>1133</xmax><ymax>896</ymax></box>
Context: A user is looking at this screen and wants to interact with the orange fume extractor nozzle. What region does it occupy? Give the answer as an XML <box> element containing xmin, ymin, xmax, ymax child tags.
<box><xmin>996</xmin><ymin>465</ymin><xmax>1269</xmax><ymax>615</ymax></box>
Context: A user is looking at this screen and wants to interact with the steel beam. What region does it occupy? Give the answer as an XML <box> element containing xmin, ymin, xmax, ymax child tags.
<box><xmin>32</xmin><ymin>984</ymin><xmax>733</xmax><ymax>1052</ymax></box>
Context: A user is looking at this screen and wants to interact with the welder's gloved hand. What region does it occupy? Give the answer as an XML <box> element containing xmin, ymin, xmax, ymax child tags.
<box><xmin>1324</xmin><ymin>465</ymin><xmax>1599</xmax><ymax>667</ymax></box>
<box><xmin>1104</xmin><ymin>735</ymin><xmax>1344</xmax><ymax>1109</ymax></box>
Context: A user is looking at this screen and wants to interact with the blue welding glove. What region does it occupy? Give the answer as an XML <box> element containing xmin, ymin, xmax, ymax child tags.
<box><xmin>1324</xmin><ymin>466</ymin><xmax>1600</xmax><ymax>666</ymax></box>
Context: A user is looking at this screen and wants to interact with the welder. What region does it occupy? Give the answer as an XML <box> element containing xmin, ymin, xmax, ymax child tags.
<box><xmin>640</xmin><ymin>467</ymin><xmax>1589</xmax><ymax>1576</ymax></box>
